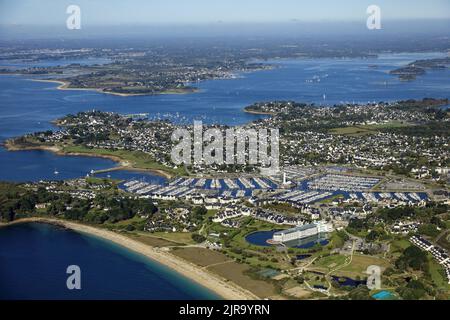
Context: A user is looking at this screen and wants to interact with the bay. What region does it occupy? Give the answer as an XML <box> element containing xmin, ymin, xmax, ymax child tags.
<box><xmin>0</xmin><ymin>52</ymin><xmax>448</xmax><ymax>182</ymax></box>
<box><xmin>0</xmin><ymin>222</ymin><xmax>219</xmax><ymax>300</ymax></box>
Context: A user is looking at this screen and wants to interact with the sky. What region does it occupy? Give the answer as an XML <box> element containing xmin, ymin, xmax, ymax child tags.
<box><xmin>0</xmin><ymin>0</ymin><xmax>449</xmax><ymax>26</ymax></box>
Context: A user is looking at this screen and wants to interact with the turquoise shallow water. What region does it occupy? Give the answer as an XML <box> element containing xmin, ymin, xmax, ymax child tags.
<box><xmin>0</xmin><ymin>223</ymin><xmax>219</xmax><ymax>300</ymax></box>
<box><xmin>372</xmin><ymin>290</ymin><xmax>396</xmax><ymax>300</ymax></box>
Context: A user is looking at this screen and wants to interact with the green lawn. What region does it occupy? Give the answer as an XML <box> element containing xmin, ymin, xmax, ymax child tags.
<box><xmin>312</xmin><ymin>254</ymin><xmax>347</xmax><ymax>272</ymax></box>
<box><xmin>318</xmin><ymin>194</ymin><xmax>345</xmax><ymax>204</ymax></box>
<box><xmin>151</xmin><ymin>231</ymin><xmax>195</xmax><ymax>245</ymax></box>
<box><xmin>62</xmin><ymin>145</ymin><xmax>185</xmax><ymax>176</ymax></box>
<box><xmin>390</xmin><ymin>239</ymin><xmax>411</xmax><ymax>253</ymax></box>
<box><xmin>428</xmin><ymin>259</ymin><xmax>450</xmax><ymax>290</ymax></box>
<box><xmin>336</xmin><ymin>255</ymin><xmax>390</xmax><ymax>278</ymax></box>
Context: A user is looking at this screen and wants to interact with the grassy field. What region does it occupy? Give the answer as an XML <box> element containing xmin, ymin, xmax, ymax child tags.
<box><xmin>311</xmin><ymin>254</ymin><xmax>347</xmax><ymax>272</ymax></box>
<box><xmin>428</xmin><ymin>259</ymin><xmax>450</xmax><ymax>291</ymax></box>
<box><xmin>62</xmin><ymin>145</ymin><xmax>185</xmax><ymax>176</ymax></box>
<box><xmin>127</xmin><ymin>232</ymin><xmax>183</xmax><ymax>247</ymax></box>
<box><xmin>207</xmin><ymin>262</ymin><xmax>278</xmax><ymax>299</ymax></box>
<box><xmin>283</xmin><ymin>285</ymin><xmax>312</xmax><ymax>299</ymax></box>
<box><xmin>335</xmin><ymin>254</ymin><xmax>390</xmax><ymax>278</ymax></box>
<box><xmin>100</xmin><ymin>216</ymin><xmax>149</xmax><ymax>231</ymax></box>
<box><xmin>390</xmin><ymin>239</ymin><xmax>411</xmax><ymax>252</ymax></box>
<box><xmin>171</xmin><ymin>247</ymin><xmax>278</xmax><ymax>298</ymax></box>
<box><xmin>150</xmin><ymin>231</ymin><xmax>195</xmax><ymax>244</ymax></box>
<box><xmin>171</xmin><ymin>247</ymin><xmax>232</xmax><ymax>267</ymax></box>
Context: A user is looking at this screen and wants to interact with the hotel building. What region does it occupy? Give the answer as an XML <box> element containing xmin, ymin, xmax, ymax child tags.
<box><xmin>272</xmin><ymin>221</ymin><xmax>333</xmax><ymax>243</ymax></box>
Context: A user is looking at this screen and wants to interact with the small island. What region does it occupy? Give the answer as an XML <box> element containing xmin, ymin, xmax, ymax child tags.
<box><xmin>390</xmin><ymin>57</ymin><xmax>450</xmax><ymax>81</ymax></box>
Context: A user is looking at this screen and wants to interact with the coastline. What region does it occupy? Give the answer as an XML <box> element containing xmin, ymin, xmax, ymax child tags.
<box><xmin>243</xmin><ymin>108</ymin><xmax>275</xmax><ymax>116</ymax></box>
<box><xmin>3</xmin><ymin>140</ymin><xmax>173</xmax><ymax>179</ymax></box>
<box><xmin>92</xmin><ymin>166</ymin><xmax>173</xmax><ymax>180</ymax></box>
<box><xmin>0</xmin><ymin>217</ymin><xmax>259</xmax><ymax>300</ymax></box>
<box><xmin>31</xmin><ymin>79</ymin><xmax>199</xmax><ymax>97</ymax></box>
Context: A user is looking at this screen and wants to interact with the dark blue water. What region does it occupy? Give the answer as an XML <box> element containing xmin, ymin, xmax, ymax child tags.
<box><xmin>0</xmin><ymin>52</ymin><xmax>449</xmax><ymax>182</ymax></box>
<box><xmin>296</xmin><ymin>254</ymin><xmax>311</xmax><ymax>260</ymax></box>
<box><xmin>245</xmin><ymin>230</ymin><xmax>279</xmax><ymax>247</ymax></box>
<box><xmin>245</xmin><ymin>230</ymin><xmax>329</xmax><ymax>249</ymax></box>
<box><xmin>313</xmin><ymin>285</ymin><xmax>328</xmax><ymax>290</ymax></box>
<box><xmin>331</xmin><ymin>276</ymin><xmax>366</xmax><ymax>288</ymax></box>
<box><xmin>0</xmin><ymin>223</ymin><xmax>218</xmax><ymax>300</ymax></box>
<box><xmin>0</xmin><ymin>147</ymin><xmax>116</xmax><ymax>182</ymax></box>
<box><xmin>95</xmin><ymin>169</ymin><xmax>167</xmax><ymax>184</ymax></box>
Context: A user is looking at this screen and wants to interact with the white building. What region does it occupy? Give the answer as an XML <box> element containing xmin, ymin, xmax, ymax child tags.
<box><xmin>272</xmin><ymin>221</ymin><xmax>332</xmax><ymax>243</ymax></box>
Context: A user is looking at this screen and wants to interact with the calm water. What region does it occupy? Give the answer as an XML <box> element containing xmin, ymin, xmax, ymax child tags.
<box><xmin>331</xmin><ymin>276</ymin><xmax>366</xmax><ymax>288</ymax></box>
<box><xmin>0</xmin><ymin>147</ymin><xmax>116</xmax><ymax>182</ymax></box>
<box><xmin>0</xmin><ymin>52</ymin><xmax>449</xmax><ymax>182</ymax></box>
<box><xmin>0</xmin><ymin>223</ymin><xmax>218</xmax><ymax>300</ymax></box>
<box><xmin>0</xmin><ymin>53</ymin><xmax>449</xmax><ymax>299</ymax></box>
<box><xmin>94</xmin><ymin>169</ymin><xmax>168</xmax><ymax>184</ymax></box>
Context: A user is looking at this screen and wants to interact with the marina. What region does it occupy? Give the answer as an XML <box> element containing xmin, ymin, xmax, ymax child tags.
<box><xmin>120</xmin><ymin>173</ymin><xmax>429</xmax><ymax>205</ymax></box>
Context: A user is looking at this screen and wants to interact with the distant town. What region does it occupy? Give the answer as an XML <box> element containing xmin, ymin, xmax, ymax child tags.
<box><xmin>1</xmin><ymin>42</ymin><xmax>448</xmax><ymax>96</ymax></box>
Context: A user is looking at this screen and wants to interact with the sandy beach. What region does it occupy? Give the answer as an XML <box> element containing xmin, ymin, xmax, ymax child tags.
<box><xmin>243</xmin><ymin>108</ymin><xmax>275</xmax><ymax>116</ymax></box>
<box><xmin>1</xmin><ymin>218</ymin><xmax>258</xmax><ymax>300</ymax></box>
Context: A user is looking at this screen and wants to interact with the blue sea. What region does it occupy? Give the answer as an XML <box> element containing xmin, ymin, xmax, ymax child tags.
<box><xmin>0</xmin><ymin>52</ymin><xmax>449</xmax><ymax>299</ymax></box>
<box><xmin>0</xmin><ymin>223</ymin><xmax>219</xmax><ymax>300</ymax></box>
<box><xmin>0</xmin><ymin>52</ymin><xmax>449</xmax><ymax>182</ymax></box>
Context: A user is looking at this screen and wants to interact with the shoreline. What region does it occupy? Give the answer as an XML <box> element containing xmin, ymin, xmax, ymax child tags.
<box><xmin>2</xmin><ymin>140</ymin><xmax>173</xmax><ymax>179</ymax></box>
<box><xmin>0</xmin><ymin>217</ymin><xmax>259</xmax><ymax>300</ymax></box>
<box><xmin>243</xmin><ymin>108</ymin><xmax>275</xmax><ymax>116</ymax></box>
<box><xmin>31</xmin><ymin>79</ymin><xmax>199</xmax><ymax>97</ymax></box>
<box><xmin>92</xmin><ymin>166</ymin><xmax>173</xmax><ymax>180</ymax></box>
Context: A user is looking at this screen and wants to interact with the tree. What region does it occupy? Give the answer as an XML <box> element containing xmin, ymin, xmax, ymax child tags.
<box><xmin>347</xmin><ymin>286</ymin><xmax>374</xmax><ymax>300</ymax></box>
<box><xmin>397</xmin><ymin>280</ymin><xmax>427</xmax><ymax>300</ymax></box>
<box><xmin>193</xmin><ymin>206</ymin><xmax>207</xmax><ymax>217</ymax></box>
<box><xmin>191</xmin><ymin>234</ymin><xmax>206</xmax><ymax>243</ymax></box>
<box><xmin>418</xmin><ymin>224</ymin><xmax>440</xmax><ymax>238</ymax></box>
<box><xmin>396</xmin><ymin>246</ymin><xmax>428</xmax><ymax>271</ymax></box>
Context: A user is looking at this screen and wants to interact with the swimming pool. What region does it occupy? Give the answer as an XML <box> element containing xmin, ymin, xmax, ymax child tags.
<box><xmin>372</xmin><ymin>290</ymin><xmax>396</xmax><ymax>300</ymax></box>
